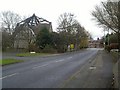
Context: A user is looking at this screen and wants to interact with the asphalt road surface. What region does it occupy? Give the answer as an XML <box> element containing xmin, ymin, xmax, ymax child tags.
<box><xmin>2</xmin><ymin>48</ymin><xmax>113</xmax><ymax>88</ymax></box>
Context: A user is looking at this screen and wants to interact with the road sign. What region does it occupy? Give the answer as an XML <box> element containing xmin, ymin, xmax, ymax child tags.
<box><xmin>70</xmin><ymin>44</ymin><xmax>74</xmax><ymax>49</ymax></box>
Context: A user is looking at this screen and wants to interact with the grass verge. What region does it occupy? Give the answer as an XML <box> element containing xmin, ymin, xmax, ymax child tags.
<box><xmin>0</xmin><ymin>58</ymin><xmax>23</xmax><ymax>66</ymax></box>
<box><xmin>16</xmin><ymin>53</ymin><xmax>52</xmax><ymax>57</ymax></box>
<box><xmin>110</xmin><ymin>51</ymin><xmax>120</xmax><ymax>63</ymax></box>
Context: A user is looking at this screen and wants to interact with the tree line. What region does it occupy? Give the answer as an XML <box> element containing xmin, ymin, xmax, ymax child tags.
<box><xmin>0</xmin><ymin>11</ymin><xmax>90</xmax><ymax>52</ymax></box>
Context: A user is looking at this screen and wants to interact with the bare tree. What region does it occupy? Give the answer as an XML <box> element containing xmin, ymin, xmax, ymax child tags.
<box><xmin>57</xmin><ymin>12</ymin><xmax>78</xmax><ymax>33</ymax></box>
<box><xmin>0</xmin><ymin>11</ymin><xmax>21</xmax><ymax>34</ymax></box>
<box><xmin>92</xmin><ymin>0</ymin><xmax>120</xmax><ymax>51</ymax></box>
<box><xmin>57</xmin><ymin>12</ymin><xmax>89</xmax><ymax>50</ymax></box>
<box><xmin>92</xmin><ymin>0</ymin><xmax>118</xmax><ymax>32</ymax></box>
<box><xmin>0</xmin><ymin>11</ymin><xmax>22</xmax><ymax>50</ymax></box>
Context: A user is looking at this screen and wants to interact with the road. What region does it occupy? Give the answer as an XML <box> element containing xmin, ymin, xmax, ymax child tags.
<box><xmin>2</xmin><ymin>48</ymin><xmax>113</xmax><ymax>88</ymax></box>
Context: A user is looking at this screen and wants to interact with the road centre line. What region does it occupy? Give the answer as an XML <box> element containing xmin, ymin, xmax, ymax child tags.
<box><xmin>32</xmin><ymin>59</ymin><xmax>65</xmax><ymax>69</ymax></box>
<box><xmin>67</xmin><ymin>57</ymin><xmax>72</xmax><ymax>59</ymax></box>
<box><xmin>55</xmin><ymin>59</ymin><xmax>64</xmax><ymax>62</ymax></box>
<box><xmin>32</xmin><ymin>57</ymin><xmax>72</xmax><ymax>69</ymax></box>
<box><xmin>0</xmin><ymin>73</ymin><xmax>19</xmax><ymax>79</ymax></box>
<box><xmin>55</xmin><ymin>57</ymin><xmax>72</xmax><ymax>62</ymax></box>
<box><xmin>32</xmin><ymin>64</ymin><xmax>49</xmax><ymax>69</ymax></box>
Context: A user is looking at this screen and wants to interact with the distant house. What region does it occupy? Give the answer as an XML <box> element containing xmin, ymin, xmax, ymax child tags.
<box><xmin>88</xmin><ymin>38</ymin><xmax>103</xmax><ymax>48</ymax></box>
<box><xmin>13</xmin><ymin>14</ymin><xmax>53</xmax><ymax>49</ymax></box>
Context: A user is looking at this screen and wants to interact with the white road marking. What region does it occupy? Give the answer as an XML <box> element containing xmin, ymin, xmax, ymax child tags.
<box><xmin>0</xmin><ymin>73</ymin><xmax>19</xmax><ymax>79</ymax></box>
<box><xmin>55</xmin><ymin>57</ymin><xmax>72</xmax><ymax>62</ymax></box>
<box><xmin>32</xmin><ymin>64</ymin><xmax>49</xmax><ymax>69</ymax></box>
<box><xmin>55</xmin><ymin>59</ymin><xmax>64</xmax><ymax>62</ymax></box>
<box><xmin>67</xmin><ymin>57</ymin><xmax>72</xmax><ymax>59</ymax></box>
<box><xmin>32</xmin><ymin>57</ymin><xmax>72</xmax><ymax>69</ymax></box>
<box><xmin>89</xmin><ymin>66</ymin><xmax>96</xmax><ymax>70</ymax></box>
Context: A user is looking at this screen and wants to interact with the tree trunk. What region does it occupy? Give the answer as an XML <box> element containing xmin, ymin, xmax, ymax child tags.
<box><xmin>118</xmin><ymin>33</ymin><xmax>120</xmax><ymax>52</ymax></box>
<box><xmin>118</xmin><ymin>1</ymin><xmax>120</xmax><ymax>52</ymax></box>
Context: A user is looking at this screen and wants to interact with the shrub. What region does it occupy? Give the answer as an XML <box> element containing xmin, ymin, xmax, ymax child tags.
<box><xmin>42</xmin><ymin>45</ymin><xmax>57</xmax><ymax>53</ymax></box>
<box><xmin>105</xmin><ymin>45</ymin><xmax>111</xmax><ymax>52</ymax></box>
<box><xmin>28</xmin><ymin>44</ymin><xmax>40</xmax><ymax>52</ymax></box>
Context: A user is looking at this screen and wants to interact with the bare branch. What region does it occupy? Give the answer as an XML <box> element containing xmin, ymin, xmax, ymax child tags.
<box><xmin>91</xmin><ymin>0</ymin><xmax>119</xmax><ymax>33</ymax></box>
<box><xmin>0</xmin><ymin>11</ymin><xmax>21</xmax><ymax>34</ymax></box>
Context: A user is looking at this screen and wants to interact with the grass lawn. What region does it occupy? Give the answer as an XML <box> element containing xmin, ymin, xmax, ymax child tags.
<box><xmin>16</xmin><ymin>52</ymin><xmax>52</xmax><ymax>57</ymax></box>
<box><xmin>0</xmin><ymin>58</ymin><xmax>23</xmax><ymax>66</ymax></box>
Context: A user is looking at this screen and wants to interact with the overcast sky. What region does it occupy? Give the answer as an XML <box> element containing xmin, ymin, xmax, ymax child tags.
<box><xmin>0</xmin><ymin>0</ymin><xmax>107</xmax><ymax>40</ymax></box>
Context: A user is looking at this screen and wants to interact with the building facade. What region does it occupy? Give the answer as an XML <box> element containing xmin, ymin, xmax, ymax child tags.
<box><xmin>88</xmin><ymin>38</ymin><xmax>103</xmax><ymax>48</ymax></box>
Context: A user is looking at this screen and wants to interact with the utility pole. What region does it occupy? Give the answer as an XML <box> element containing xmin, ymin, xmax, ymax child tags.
<box><xmin>104</xmin><ymin>28</ymin><xmax>106</xmax><ymax>49</ymax></box>
<box><xmin>107</xmin><ymin>28</ymin><xmax>110</xmax><ymax>46</ymax></box>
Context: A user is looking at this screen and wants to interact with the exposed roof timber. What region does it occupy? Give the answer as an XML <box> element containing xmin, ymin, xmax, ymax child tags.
<box><xmin>14</xmin><ymin>14</ymin><xmax>52</xmax><ymax>37</ymax></box>
<box><xmin>19</xmin><ymin>14</ymin><xmax>51</xmax><ymax>26</ymax></box>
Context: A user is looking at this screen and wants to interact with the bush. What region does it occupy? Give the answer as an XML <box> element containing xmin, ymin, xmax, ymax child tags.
<box><xmin>105</xmin><ymin>45</ymin><xmax>111</xmax><ymax>52</ymax></box>
<box><xmin>42</xmin><ymin>45</ymin><xmax>57</xmax><ymax>53</ymax></box>
<box><xmin>28</xmin><ymin>44</ymin><xmax>40</xmax><ymax>52</ymax></box>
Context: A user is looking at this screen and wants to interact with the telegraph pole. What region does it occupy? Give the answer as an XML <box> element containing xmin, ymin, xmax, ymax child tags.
<box><xmin>107</xmin><ymin>28</ymin><xmax>110</xmax><ymax>46</ymax></box>
<box><xmin>104</xmin><ymin>28</ymin><xmax>106</xmax><ymax>49</ymax></box>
